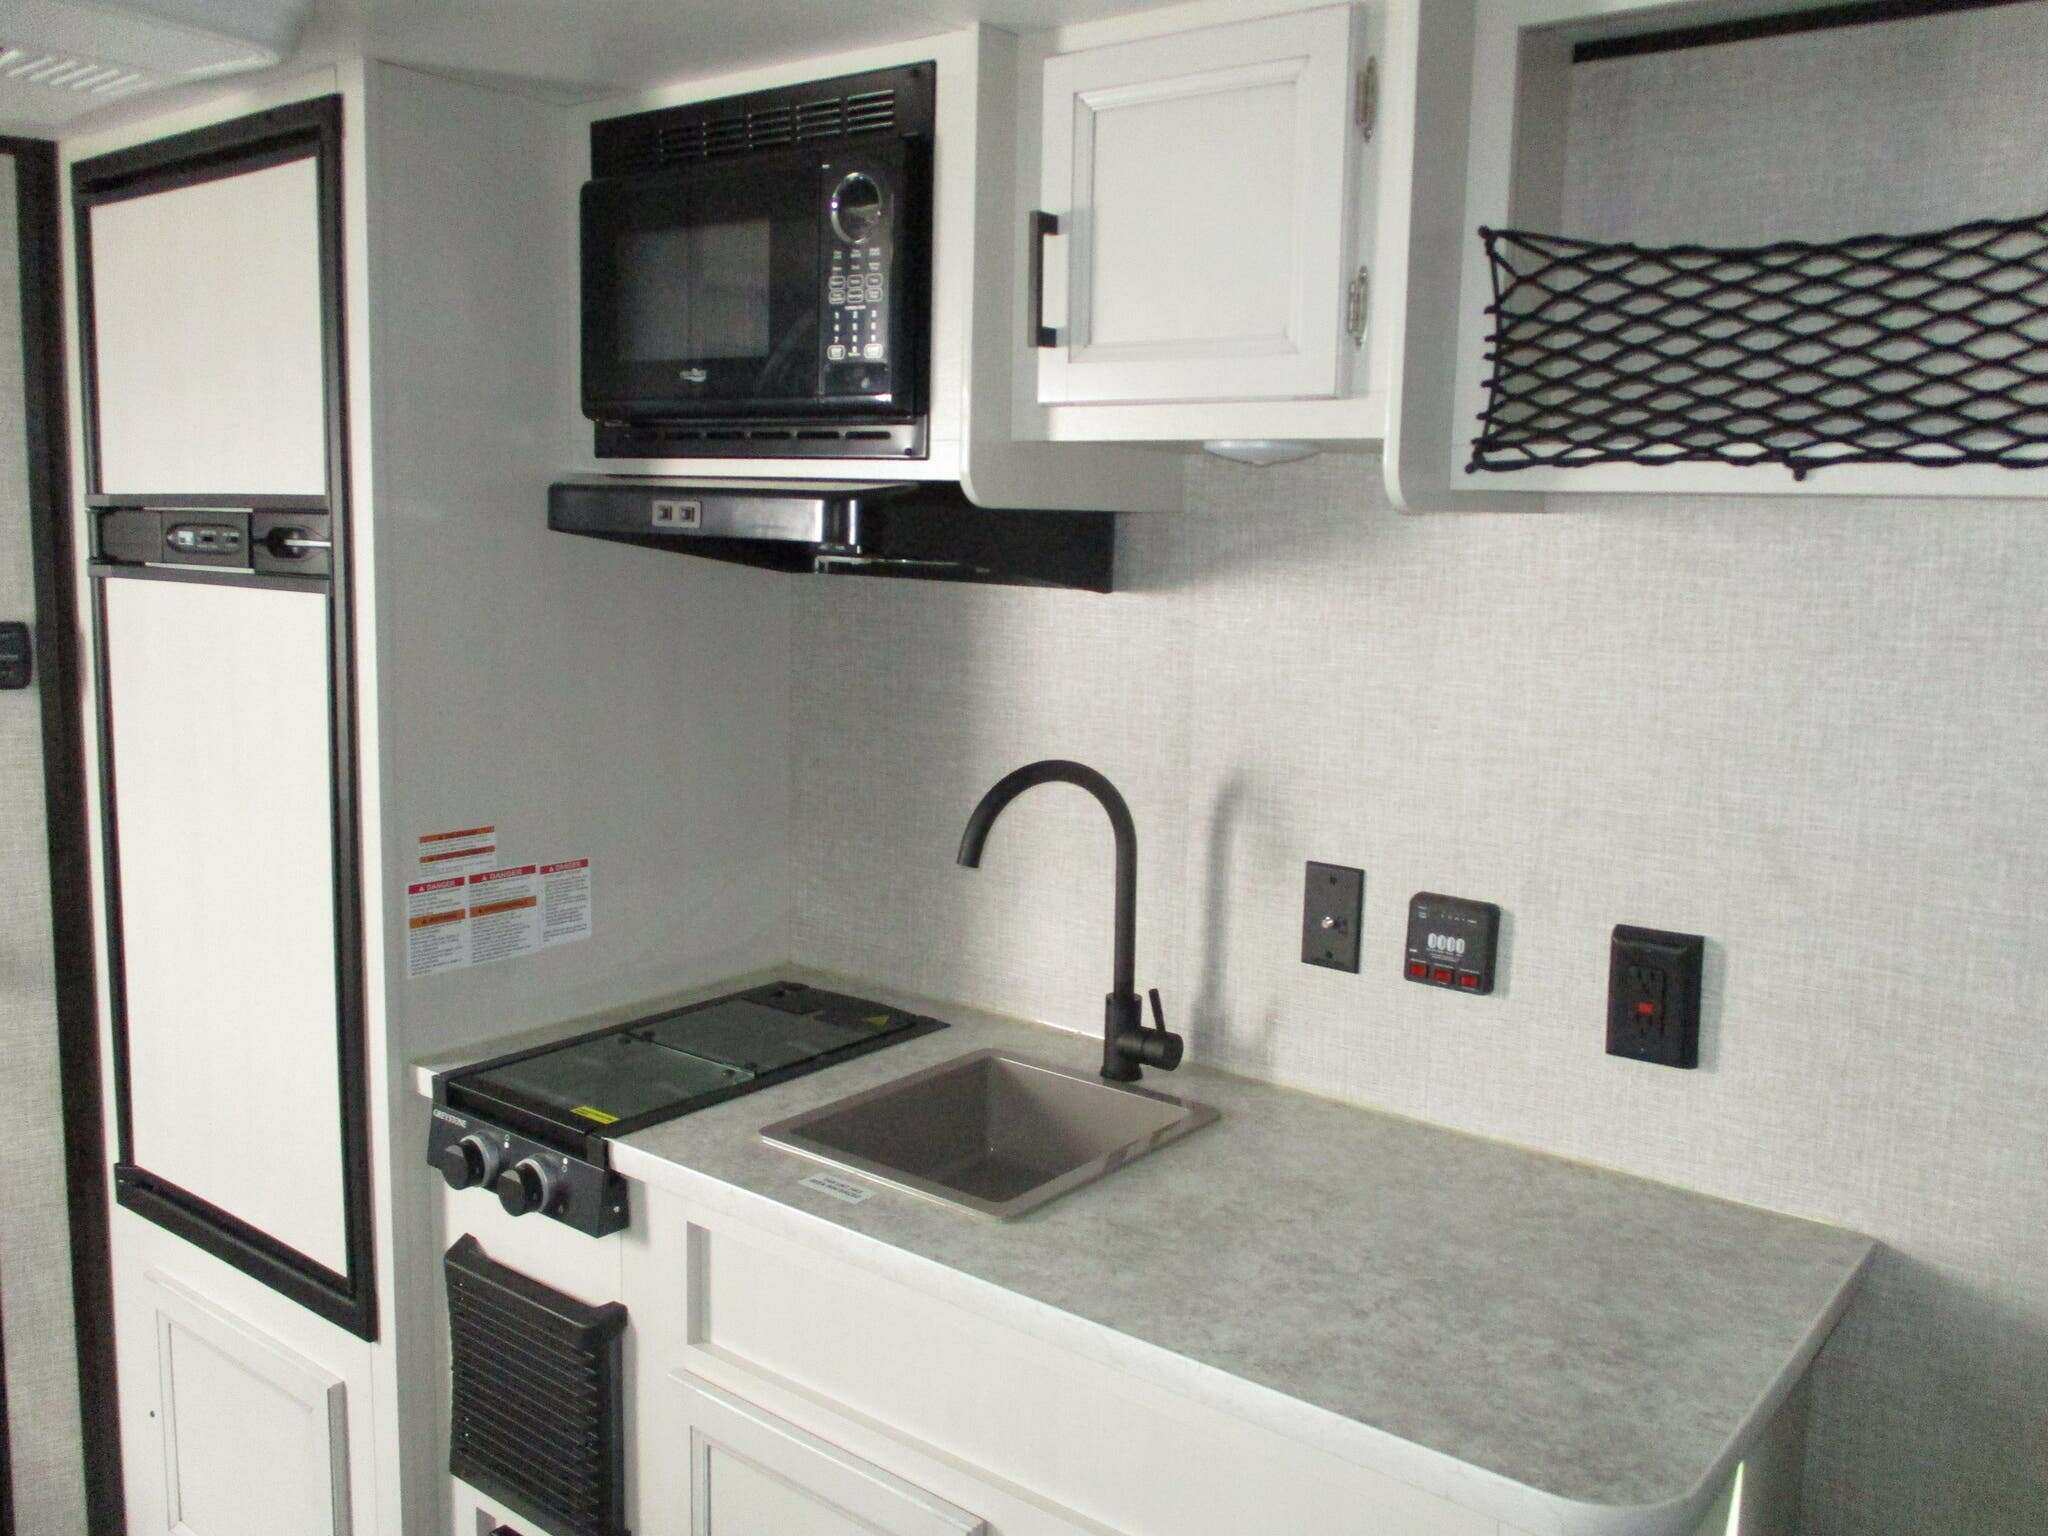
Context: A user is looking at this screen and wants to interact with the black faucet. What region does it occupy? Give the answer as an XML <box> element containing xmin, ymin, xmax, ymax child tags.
<box><xmin>957</xmin><ymin>759</ymin><xmax>1184</xmax><ymax>1083</ymax></box>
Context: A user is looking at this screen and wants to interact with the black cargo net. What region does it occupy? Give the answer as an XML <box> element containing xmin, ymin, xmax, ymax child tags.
<box><xmin>1468</xmin><ymin>210</ymin><xmax>2048</xmax><ymax>479</ymax></box>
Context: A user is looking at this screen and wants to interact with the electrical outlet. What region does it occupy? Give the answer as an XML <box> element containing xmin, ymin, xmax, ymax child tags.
<box><xmin>1607</xmin><ymin>926</ymin><xmax>1704</xmax><ymax>1068</ymax></box>
<box><xmin>1301</xmin><ymin>862</ymin><xmax>1363</xmax><ymax>972</ymax></box>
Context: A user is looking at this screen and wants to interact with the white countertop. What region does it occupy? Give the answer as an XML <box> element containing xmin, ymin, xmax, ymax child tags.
<box><xmin>417</xmin><ymin>966</ymin><xmax>1875</xmax><ymax>1536</ymax></box>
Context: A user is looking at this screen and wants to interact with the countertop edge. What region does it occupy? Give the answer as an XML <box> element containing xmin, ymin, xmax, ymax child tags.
<box><xmin>608</xmin><ymin>1132</ymin><xmax>1878</xmax><ymax>1536</ymax></box>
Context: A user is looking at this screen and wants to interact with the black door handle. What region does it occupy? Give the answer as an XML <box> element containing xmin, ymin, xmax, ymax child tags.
<box><xmin>1029</xmin><ymin>210</ymin><xmax>1060</xmax><ymax>349</ymax></box>
<box><xmin>0</xmin><ymin>621</ymin><xmax>30</xmax><ymax>689</ymax></box>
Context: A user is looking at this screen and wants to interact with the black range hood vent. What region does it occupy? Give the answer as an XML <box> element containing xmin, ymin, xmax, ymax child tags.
<box><xmin>547</xmin><ymin>477</ymin><xmax>1115</xmax><ymax>592</ymax></box>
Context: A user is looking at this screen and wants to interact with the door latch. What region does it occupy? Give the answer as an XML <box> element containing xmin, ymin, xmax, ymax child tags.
<box><xmin>1345</xmin><ymin>266</ymin><xmax>1369</xmax><ymax>346</ymax></box>
<box><xmin>1355</xmin><ymin>58</ymin><xmax>1378</xmax><ymax>141</ymax></box>
<box><xmin>0</xmin><ymin>621</ymin><xmax>29</xmax><ymax>689</ymax></box>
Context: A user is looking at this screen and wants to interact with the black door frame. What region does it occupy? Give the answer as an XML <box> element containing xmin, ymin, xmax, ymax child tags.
<box><xmin>0</xmin><ymin>133</ymin><xmax>122</xmax><ymax>1535</ymax></box>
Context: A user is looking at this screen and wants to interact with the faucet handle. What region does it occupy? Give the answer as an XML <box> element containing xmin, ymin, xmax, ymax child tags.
<box><xmin>1138</xmin><ymin>989</ymin><xmax>1184</xmax><ymax>1072</ymax></box>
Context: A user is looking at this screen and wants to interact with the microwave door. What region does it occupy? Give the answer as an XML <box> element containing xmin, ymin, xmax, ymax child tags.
<box><xmin>582</xmin><ymin>163</ymin><xmax>821</xmax><ymax>415</ymax></box>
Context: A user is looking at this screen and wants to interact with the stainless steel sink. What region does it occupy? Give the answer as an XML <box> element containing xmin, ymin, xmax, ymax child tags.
<box><xmin>760</xmin><ymin>1049</ymin><xmax>1219</xmax><ymax>1219</ymax></box>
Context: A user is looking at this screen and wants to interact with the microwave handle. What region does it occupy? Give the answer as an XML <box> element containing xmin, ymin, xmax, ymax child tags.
<box><xmin>1029</xmin><ymin>210</ymin><xmax>1060</xmax><ymax>349</ymax></box>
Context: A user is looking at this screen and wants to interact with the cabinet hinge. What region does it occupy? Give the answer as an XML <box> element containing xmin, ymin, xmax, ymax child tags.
<box><xmin>1355</xmin><ymin>57</ymin><xmax>1378</xmax><ymax>141</ymax></box>
<box><xmin>1346</xmin><ymin>265</ymin><xmax>1369</xmax><ymax>346</ymax></box>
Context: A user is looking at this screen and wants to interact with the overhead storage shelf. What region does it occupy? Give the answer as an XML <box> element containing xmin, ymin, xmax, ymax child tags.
<box><xmin>1385</xmin><ymin>0</ymin><xmax>2048</xmax><ymax>508</ymax></box>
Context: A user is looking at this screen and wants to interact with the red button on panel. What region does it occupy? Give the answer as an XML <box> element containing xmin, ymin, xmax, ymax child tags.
<box><xmin>1407</xmin><ymin>961</ymin><xmax>1428</xmax><ymax>979</ymax></box>
<box><xmin>1432</xmin><ymin>967</ymin><xmax>1455</xmax><ymax>984</ymax></box>
<box><xmin>1636</xmin><ymin>1000</ymin><xmax>1656</xmax><ymax>1016</ymax></box>
<box><xmin>1458</xmin><ymin>972</ymin><xmax>1481</xmax><ymax>989</ymax></box>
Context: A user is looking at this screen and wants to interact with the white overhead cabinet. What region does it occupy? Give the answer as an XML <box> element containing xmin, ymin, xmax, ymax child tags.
<box><xmin>1030</xmin><ymin>4</ymin><xmax>1376</xmax><ymax>431</ymax></box>
<box><xmin>85</xmin><ymin>156</ymin><xmax>328</xmax><ymax>496</ymax></box>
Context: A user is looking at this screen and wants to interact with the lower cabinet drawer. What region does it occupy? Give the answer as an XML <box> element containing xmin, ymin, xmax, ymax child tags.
<box><xmin>664</xmin><ymin>1370</ymin><xmax>988</xmax><ymax>1536</ymax></box>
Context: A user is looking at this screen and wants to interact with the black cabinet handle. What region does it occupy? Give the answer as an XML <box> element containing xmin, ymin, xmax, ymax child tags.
<box><xmin>0</xmin><ymin>621</ymin><xmax>30</xmax><ymax>690</ymax></box>
<box><xmin>1029</xmin><ymin>210</ymin><xmax>1060</xmax><ymax>349</ymax></box>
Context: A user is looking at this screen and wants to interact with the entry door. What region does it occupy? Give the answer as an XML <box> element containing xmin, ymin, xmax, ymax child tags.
<box><xmin>0</xmin><ymin>137</ymin><xmax>97</xmax><ymax>1536</ymax></box>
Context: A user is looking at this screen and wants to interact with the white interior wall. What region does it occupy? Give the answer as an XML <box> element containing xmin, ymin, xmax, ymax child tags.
<box><xmin>358</xmin><ymin>59</ymin><xmax>797</xmax><ymax>1532</ymax></box>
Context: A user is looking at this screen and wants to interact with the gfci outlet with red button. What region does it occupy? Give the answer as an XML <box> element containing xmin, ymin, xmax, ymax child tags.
<box><xmin>1607</xmin><ymin>925</ymin><xmax>1705</xmax><ymax>1068</ymax></box>
<box><xmin>1404</xmin><ymin>892</ymin><xmax>1500</xmax><ymax>995</ymax></box>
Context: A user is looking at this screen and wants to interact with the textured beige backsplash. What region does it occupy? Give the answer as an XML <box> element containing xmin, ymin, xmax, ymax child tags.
<box><xmin>788</xmin><ymin>450</ymin><xmax>2047</xmax><ymax>1534</ymax></box>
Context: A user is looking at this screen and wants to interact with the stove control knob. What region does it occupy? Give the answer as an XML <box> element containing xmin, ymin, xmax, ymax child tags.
<box><xmin>494</xmin><ymin>1157</ymin><xmax>559</xmax><ymax>1218</ymax></box>
<box><xmin>436</xmin><ymin>1134</ymin><xmax>498</xmax><ymax>1192</ymax></box>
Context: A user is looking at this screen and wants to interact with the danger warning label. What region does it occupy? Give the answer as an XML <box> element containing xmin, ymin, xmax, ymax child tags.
<box><xmin>405</xmin><ymin>857</ymin><xmax>593</xmax><ymax>978</ymax></box>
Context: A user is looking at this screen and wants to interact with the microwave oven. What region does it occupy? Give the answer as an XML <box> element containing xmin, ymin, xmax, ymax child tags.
<box><xmin>580</xmin><ymin>63</ymin><xmax>934</xmax><ymax>460</ymax></box>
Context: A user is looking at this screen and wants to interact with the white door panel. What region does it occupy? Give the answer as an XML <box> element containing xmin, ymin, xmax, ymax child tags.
<box><xmin>147</xmin><ymin>1269</ymin><xmax>350</xmax><ymax>1536</ymax></box>
<box><xmin>105</xmin><ymin>576</ymin><xmax>346</xmax><ymax>1272</ymax></box>
<box><xmin>1039</xmin><ymin>5</ymin><xmax>1362</xmax><ymax>405</ymax></box>
<box><xmin>88</xmin><ymin>156</ymin><xmax>327</xmax><ymax>495</ymax></box>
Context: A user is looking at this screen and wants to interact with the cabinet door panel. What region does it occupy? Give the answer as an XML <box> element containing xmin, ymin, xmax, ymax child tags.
<box><xmin>673</xmin><ymin>1371</ymin><xmax>986</xmax><ymax>1536</ymax></box>
<box><xmin>1040</xmin><ymin>5</ymin><xmax>1360</xmax><ymax>405</ymax></box>
<box><xmin>87</xmin><ymin>155</ymin><xmax>327</xmax><ymax>495</ymax></box>
<box><xmin>147</xmin><ymin>1270</ymin><xmax>350</xmax><ymax>1536</ymax></box>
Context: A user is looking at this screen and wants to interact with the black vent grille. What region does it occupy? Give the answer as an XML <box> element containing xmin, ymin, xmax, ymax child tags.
<box><xmin>592</xmin><ymin>63</ymin><xmax>929</xmax><ymax>179</ymax></box>
<box><xmin>446</xmin><ymin>1236</ymin><xmax>628</xmax><ymax>1536</ymax></box>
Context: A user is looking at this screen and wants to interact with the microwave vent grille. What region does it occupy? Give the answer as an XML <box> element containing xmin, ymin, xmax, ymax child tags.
<box><xmin>600</xmin><ymin>85</ymin><xmax>902</xmax><ymax>176</ymax></box>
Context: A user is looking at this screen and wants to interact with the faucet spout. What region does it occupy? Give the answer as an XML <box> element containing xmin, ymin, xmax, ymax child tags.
<box><xmin>958</xmin><ymin>759</ymin><xmax>1136</xmax><ymax>998</ymax></box>
<box><xmin>957</xmin><ymin>759</ymin><xmax>1180</xmax><ymax>1082</ymax></box>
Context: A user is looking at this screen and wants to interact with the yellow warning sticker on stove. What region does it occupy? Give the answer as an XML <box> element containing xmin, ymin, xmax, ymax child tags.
<box><xmin>571</xmin><ymin>1104</ymin><xmax>619</xmax><ymax>1125</ymax></box>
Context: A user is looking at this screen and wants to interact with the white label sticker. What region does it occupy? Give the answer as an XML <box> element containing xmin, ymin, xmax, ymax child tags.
<box><xmin>540</xmin><ymin>858</ymin><xmax>593</xmax><ymax>948</ymax></box>
<box><xmin>799</xmin><ymin>1172</ymin><xmax>874</xmax><ymax>1205</ymax></box>
<box><xmin>405</xmin><ymin>855</ymin><xmax>593</xmax><ymax>979</ymax></box>
<box><xmin>416</xmin><ymin>824</ymin><xmax>496</xmax><ymax>875</ymax></box>
<box><xmin>467</xmin><ymin>864</ymin><xmax>541</xmax><ymax>965</ymax></box>
<box><xmin>405</xmin><ymin>876</ymin><xmax>470</xmax><ymax>977</ymax></box>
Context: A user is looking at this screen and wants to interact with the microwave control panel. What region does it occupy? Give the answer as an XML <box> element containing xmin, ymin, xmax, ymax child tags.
<box><xmin>821</xmin><ymin>162</ymin><xmax>897</xmax><ymax>400</ymax></box>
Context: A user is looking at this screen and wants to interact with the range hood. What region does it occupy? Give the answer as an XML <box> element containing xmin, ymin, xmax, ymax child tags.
<box><xmin>548</xmin><ymin>478</ymin><xmax>1115</xmax><ymax>593</ymax></box>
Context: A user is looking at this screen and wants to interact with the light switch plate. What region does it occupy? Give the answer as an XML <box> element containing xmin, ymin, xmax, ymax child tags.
<box><xmin>1302</xmin><ymin>862</ymin><xmax>1363</xmax><ymax>972</ymax></box>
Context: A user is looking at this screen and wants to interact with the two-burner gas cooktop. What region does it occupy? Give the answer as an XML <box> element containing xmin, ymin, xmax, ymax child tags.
<box><xmin>428</xmin><ymin>980</ymin><xmax>944</xmax><ymax>1234</ymax></box>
